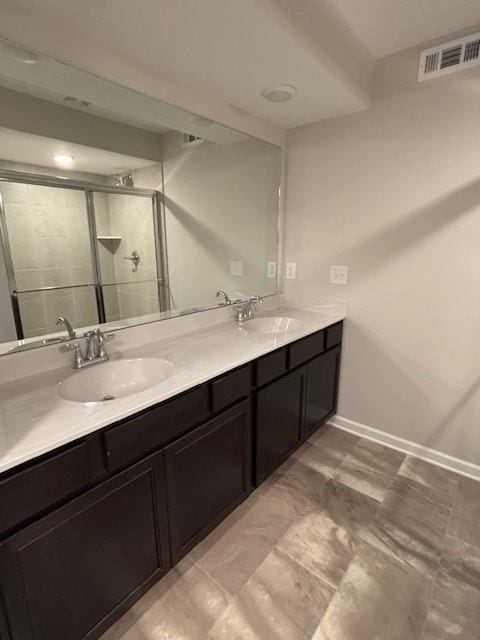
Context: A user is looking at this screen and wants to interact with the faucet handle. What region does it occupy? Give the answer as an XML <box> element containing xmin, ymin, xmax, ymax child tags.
<box><xmin>249</xmin><ymin>295</ymin><xmax>263</xmax><ymax>304</ymax></box>
<box><xmin>60</xmin><ymin>342</ymin><xmax>81</xmax><ymax>353</ymax></box>
<box><xmin>60</xmin><ymin>342</ymin><xmax>85</xmax><ymax>369</ymax></box>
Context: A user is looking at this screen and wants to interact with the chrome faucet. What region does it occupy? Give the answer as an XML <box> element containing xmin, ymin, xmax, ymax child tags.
<box><xmin>234</xmin><ymin>295</ymin><xmax>263</xmax><ymax>324</ymax></box>
<box><xmin>60</xmin><ymin>328</ymin><xmax>114</xmax><ymax>369</ymax></box>
<box><xmin>216</xmin><ymin>290</ymin><xmax>232</xmax><ymax>305</ymax></box>
<box><xmin>56</xmin><ymin>316</ymin><xmax>76</xmax><ymax>340</ymax></box>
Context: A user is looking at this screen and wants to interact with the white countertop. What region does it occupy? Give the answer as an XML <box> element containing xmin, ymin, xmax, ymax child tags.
<box><xmin>0</xmin><ymin>305</ymin><xmax>345</xmax><ymax>474</ymax></box>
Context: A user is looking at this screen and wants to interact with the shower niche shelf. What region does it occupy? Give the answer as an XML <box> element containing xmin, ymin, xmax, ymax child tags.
<box><xmin>97</xmin><ymin>236</ymin><xmax>122</xmax><ymax>252</ymax></box>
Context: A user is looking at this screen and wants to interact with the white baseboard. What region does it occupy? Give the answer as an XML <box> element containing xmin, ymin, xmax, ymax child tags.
<box><xmin>330</xmin><ymin>415</ymin><xmax>480</xmax><ymax>481</ymax></box>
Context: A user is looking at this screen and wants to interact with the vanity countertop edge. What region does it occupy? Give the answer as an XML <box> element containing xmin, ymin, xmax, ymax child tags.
<box><xmin>0</xmin><ymin>305</ymin><xmax>345</xmax><ymax>475</ymax></box>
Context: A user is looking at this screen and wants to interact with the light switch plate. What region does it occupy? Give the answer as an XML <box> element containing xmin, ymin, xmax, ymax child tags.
<box><xmin>286</xmin><ymin>262</ymin><xmax>296</xmax><ymax>280</ymax></box>
<box><xmin>330</xmin><ymin>265</ymin><xmax>348</xmax><ymax>285</ymax></box>
<box><xmin>230</xmin><ymin>260</ymin><xmax>243</xmax><ymax>276</ymax></box>
<box><xmin>267</xmin><ymin>262</ymin><xmax>277</xmax><ymax>278</ymax></box>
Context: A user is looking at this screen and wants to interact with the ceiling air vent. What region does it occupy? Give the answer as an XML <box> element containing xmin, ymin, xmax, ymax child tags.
<box><xmin>418</xmin><ymin>33</ymin><xmax>480</xmax><ymax>82</ymax></box>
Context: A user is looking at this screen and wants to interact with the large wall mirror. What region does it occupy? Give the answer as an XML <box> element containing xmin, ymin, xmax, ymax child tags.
<box><xmin>0</xmin><ymin>40</ymin><xmax>282</xmax><ymax>355</ymax></box>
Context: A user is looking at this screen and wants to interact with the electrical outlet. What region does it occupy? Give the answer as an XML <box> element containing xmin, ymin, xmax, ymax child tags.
<box><xmin>230</xmin><ymin>260</ymin><xmax>243</xmax><ymax>276</ymax></box>
<box><xmin>267</xmin><ymin>262</ymin><xmax>277</xmax><ymax>278</ymax></box>
<box><xmin>330</xmin><ymin>265</ymin><xmax>348</xmax><ymax>285</ymax></box>
<box><xmin>286</xmin><ymin>262</ymin><xmax>296</xmax><ymax>280</ymax></box>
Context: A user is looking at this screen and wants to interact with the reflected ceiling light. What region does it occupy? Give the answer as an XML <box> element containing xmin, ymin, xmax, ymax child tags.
<box><xmin>54</xmin><ymin>154</ymin><xmax>75</xmax><ymax>167</ymax></box>
<box><xmin>63</xmin><ymin>95</ymin><xmax>91</xmax><ymax>108</ymax></box>
<box><xmin>0</xmin><ymin>41</ymin><xmax>40</xmax><ymax>64</ymax></box>
<box><xmin>261</xmin><ymin>84</ymin><xmax>297</xmax><ymax>103</ymax></box>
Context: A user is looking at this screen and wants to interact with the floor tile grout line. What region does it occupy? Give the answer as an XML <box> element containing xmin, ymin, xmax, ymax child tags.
<box><xmin>190</xmin><ymin>556</ymin><xmax>236</xmax><ymax>601</ymax></box>
<box><xmin>417</xmin><ymin>482</ymin><xmax>459</xmax><ymax>640</ymax></box>
<box><xmin>275</xmin><ymin>542</ymin><xmax>341</xmax><ymax>593</ymax></box>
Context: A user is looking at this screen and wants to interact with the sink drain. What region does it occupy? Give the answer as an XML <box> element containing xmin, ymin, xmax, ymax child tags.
<box><xmin>102</xmin><ymin>395</ymin><xmax>115</xmax><ymax>401</ymax></box>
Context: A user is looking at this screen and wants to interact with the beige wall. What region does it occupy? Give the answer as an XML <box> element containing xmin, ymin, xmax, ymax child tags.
<box><xmin>284</xmin><ymin>43</ymin><xmax>480</xmax><ymax>464</ymax></box>
<box><xmin>136</xmin><ymin>133</ymin><xmax>280</xmax><ymax>310</ymax></box>
<box><xmin>0</xmin><ymin>87</ymin><xmax>163</xmax><ymax>163</ymax></box>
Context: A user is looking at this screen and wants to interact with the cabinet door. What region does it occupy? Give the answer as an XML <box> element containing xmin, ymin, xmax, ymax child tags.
<box><xmin>164</xmin><ymin>400</ymin><xmax>251</xmax><ymax>564</ymax></box>
<box><xmin>305</xmin><ymin>346</ymin><xmax>341</xmax><ymax>438</ymax></box>
<box><xmin>0</xmin><ymin>452</ymin><xmax>170</xmax><ymax>640</ymax></box>
<box><xmin>255</xmin><ymin>367</ymin><xmax>306</xmax><ymax>485</ymax></box>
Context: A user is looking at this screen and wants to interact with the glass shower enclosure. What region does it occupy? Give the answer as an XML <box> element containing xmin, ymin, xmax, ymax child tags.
<box><xmin>0</xmin><ymin>170</ymin><xmax>169</xmax><ymax>340</ymax></box>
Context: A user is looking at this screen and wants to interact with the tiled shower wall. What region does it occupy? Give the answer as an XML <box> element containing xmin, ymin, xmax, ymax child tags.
<box><xmin>0</xmin><ymin>176</ymin><xmax>160</xmax><ymax>338</ymax></box>
<box><xmin>97</xmin><ymin>192</ymin><xmax>159</xmax><ymax>322</ymax></box>
<box><xmin>1</xmin><ymin>181</ymin><xmax>98</xmax><ymax>338</ymax></box>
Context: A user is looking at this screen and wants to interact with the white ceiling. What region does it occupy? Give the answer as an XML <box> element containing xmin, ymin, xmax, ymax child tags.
<box><xmin>0</xmin><ymin>127</ymin><xmax>155</xmax><ymax>176</ymax></box>
<box><xmin>332</xmin><ymin>0</ymin><xmax>480</xmax><ymax>59</ymax></box>
<box><xmin>1</xmin><ymin>0</ymin><xmax>480</xmax><ymax>129</ymax></box>
<box><xmin>0</xmin><ymin>0</ymin><xmax>371</xmax><ymax>129</ymax></box>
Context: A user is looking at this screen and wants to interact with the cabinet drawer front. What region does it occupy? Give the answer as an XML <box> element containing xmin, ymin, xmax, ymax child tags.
<box><xmin>165</xmin><ymin>400</ymin><xmax>251</xmax><ymax>564</ymax></box>
<box><xmin>255</xmin><ymin>348</ymin><xmax>287</xmax><ymax>387</ymax></box>
<box><xmin>326</xmin><ymin>322</ymin><xmax>343</xmax><ymax>349</ymax></box>
<box><xmin>211</xmin><ymin>364</ymin><xmax>252</xmax><ymax>413</ymax></box>
<box><xmin>105</xmin><ymin>385</ymin><xmax>210</xmax><ymax>472</ymax></box>
<box><xmin>289</xmin><ymin>330</ymin><xmax>325</xmax><ymax>369</ymax></box>
<box><xmin>0</xmin><ymin>443</ymin><xmax>91</xmax><ymax>535</ymax></box>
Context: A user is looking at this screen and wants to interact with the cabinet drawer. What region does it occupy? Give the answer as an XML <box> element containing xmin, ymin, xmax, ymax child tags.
<box><xmin>211</xmin><ymin>364</ymin><xmax>252</xmax><ymax>413</ymax></box>
<box><xmin>104</xmin><ymin>385</ymin><xmax>210</xmax><ymax>472</ymax></box>
<box><xmin>289</xmin><ymin>330</ymin><xmax>325</xmax><ymax>369</ymax></box>
<box><xmin>326</xmin><ymin>322</ymin><xmax>343</xmax><ymax>349</ymax></box>
<box><xmin>255</xmin><ymin>348</ymin><xmax>287</xmax><ymax>387</ymax></box>
<box><xmin>0</xmin><ymin>442</ymin><xmax>92</xmax><ymax>535</ymax></box>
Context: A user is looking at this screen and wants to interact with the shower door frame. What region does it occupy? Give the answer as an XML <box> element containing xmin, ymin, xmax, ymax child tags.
<box><xmin>0</xmin><ymin>169</ymin><xmax>169</xmax><ymax>339</ymax></box>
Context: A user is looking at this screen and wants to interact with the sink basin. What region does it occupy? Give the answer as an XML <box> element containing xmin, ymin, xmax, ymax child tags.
<box><xmin>243</xmin><ymin>316</ymin><xmax>307</xmax><ymax>335</ymax></box>
<box><xmin>58</xmin><ymin>358</ymin><xmax>174</xmax><ymax>403</ymax></box>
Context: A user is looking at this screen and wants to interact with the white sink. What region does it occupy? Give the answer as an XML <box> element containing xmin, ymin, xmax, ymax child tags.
<box><xmin>58</xmin><ymin>358</ymin><xmax>174</xmax><ymax>403</ymax></box>
<box><xmin>243</xmin><ymin>316</ymin><xmax>307</xmax><ymax>335</ymax></box>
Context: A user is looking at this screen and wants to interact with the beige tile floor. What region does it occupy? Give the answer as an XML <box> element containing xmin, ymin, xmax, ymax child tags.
<box><xmin>101</xmin><ymin>424</ymin><xmax>480</xmax><ymax>640</ymax></box>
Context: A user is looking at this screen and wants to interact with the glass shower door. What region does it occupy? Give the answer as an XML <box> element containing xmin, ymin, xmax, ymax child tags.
<box><xmin>92</xmin><ymin>191</ymin><xmax>165</xmax><ymax>323</ymax></box>
<box><xmin>0</xmin><ymin>180</ymin><xmax>98</xmax><ymax>339</ymax></box>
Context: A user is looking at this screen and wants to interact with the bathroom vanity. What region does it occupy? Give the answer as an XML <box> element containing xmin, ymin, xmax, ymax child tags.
<box><xmin>0</xmin><ymin>312</ymin><xmax>343</xmax><ymax>640</ymax></box>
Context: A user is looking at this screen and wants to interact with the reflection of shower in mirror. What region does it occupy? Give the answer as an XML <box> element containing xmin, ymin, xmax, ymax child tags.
<box><xmin>123</xmin><ymin>251</ymin><xmax>141</xmax><ymax>272</ymax></box>
<box><xmin>113</xmin><ymin>174</ymin><xmax>134</xmax><ymax>187</ymax></box>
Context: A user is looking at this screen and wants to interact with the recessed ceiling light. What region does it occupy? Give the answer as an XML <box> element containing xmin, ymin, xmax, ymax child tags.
<box><xmin>54</xmin><ymin>154</ymin><xmax>75</xmax><ymax>167</ymax></box>
<box><xmin>261</xmin><ymin>84</ymin><xmax>297</xmax><ymax>103</ymax></box>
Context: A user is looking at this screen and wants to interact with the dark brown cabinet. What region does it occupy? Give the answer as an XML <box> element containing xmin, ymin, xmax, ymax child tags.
<box><xmin>255</xmin><ymin>367</ymin><xmax>307</xmax><ymax>484</ymax></box>
<box><xmin>0</xmin><ymin>440</ymin><xmax>100</xmax><ymax>536</ymax></box>
<box><xmin>255</xmin><ymin>326</ymin><xmax>343</xmax><ymax>485</ymax></box>
<box><xmin>0</xmin><ymin>322</ymin><xmax>343</xmax><ymax>640</ymax></box>
<box><xmin>0</xmin><ymin>452</ymin><xmax>170</xmax><ymax>640</ymax></box>
<box><xmin>104</xmin><ymin>384</ymin><xmax>210</xmax><ymax>473</ymax></box>
<box><xmin>304</xmin><ymin>346</ymin><xmax>341</xmax><ymax>437</ymax></box>
<box><xmin>164</xmin><ymin>400</ymin><xmax>251</xmax><ymax>564</ymax></box>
